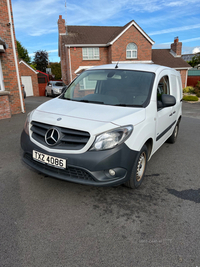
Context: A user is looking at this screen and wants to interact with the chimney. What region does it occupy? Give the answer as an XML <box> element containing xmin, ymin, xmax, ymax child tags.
<box><xmin>58</xmin><ymin>15</ymin><xmax>66</xmax><ymax>35</ymax></box>
<box><xmin>171</xmin><ymin>37</ymin><xmax>182</xmax><ymax>57</ymax></box>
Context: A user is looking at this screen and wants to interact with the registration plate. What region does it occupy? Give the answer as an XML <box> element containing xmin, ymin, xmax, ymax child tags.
<box><xmin>33</xmin><ymin>150</ymin><xmax>66</xmax><ymax>169</ymax></box>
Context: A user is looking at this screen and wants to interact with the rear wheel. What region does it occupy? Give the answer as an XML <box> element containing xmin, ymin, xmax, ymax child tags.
<box><xmin>167</xmin><ymin>122</ymin><xmax>179</xmax><ymax>144</ymax></box>
<box><xmin>125</xmin><ymin>144</ymin><xmax>148</xmax><ymax>189</ymax></box>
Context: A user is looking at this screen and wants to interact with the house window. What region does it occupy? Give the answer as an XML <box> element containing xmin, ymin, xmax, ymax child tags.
<box><xmin>82</xmin><ymin>48</ymin><xmax>99</xmax><ymax>60</ymax></box>
<box><xmin>126</xmin><ymin>43</ymin><xmax>137</xmax><ymax>59</ymax></box>
<box><xmin>0</xmin><ymin>59</ymin><xmax>5</xmax><ymax>91</ymax></box>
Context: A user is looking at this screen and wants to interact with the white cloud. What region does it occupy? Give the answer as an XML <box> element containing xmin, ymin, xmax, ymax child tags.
<box><xmin>12</xmin><ymin>0</ymin><xmax>63</xmax><ymax>36</ymax></box>
<box><xmin>149</xmin><ymin>24</ymin><xmax>200</xmax><ymax>36</ymax></box>
<box><xmin>181</xmin><ymin>37</ymin><xmax>200</xmax><ymax>43</ymax></box>
<box><xmin>193</xmin><ymin>47</ymin><xmax>200</xmax><ymax>53</ymax></box>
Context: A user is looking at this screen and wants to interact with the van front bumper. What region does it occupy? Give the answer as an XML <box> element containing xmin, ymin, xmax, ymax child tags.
<box><xmin>21</xmin><ymin>130</ymin><xmax>139</xmax><ymax>186</ymax></box>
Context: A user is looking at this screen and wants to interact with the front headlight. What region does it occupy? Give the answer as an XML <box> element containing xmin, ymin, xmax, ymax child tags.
<box><xmin>53</xmin><ymin>88</ymin><xmax>60</xmax><ymax>93</ymax></box>
<box><xmin>90</xmin><ymin>125</ymin><xmax>133</xmax><ymax>151</ymax></box>
<box><xmin>24</xmin><ymin>110</ymin><xmax>34</xmax><ymax>135</ymax></box>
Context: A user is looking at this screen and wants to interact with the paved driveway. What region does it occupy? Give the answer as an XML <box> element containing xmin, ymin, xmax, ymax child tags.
<box><xmin>0</xmin><ymin>97</ymin><xmax>200</xmax><ymax>267</ymax></box>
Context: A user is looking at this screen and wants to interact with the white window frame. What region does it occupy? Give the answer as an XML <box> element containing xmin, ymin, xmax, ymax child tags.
<box><xmin>126</xmin><ymin>43</ymin><xmax>137</xmax><ymax>59</ymax></box>
<box><xmin>0</xmin><ymin>59</ymin><xmax>5</xmax><ymax>91</ymax></box>
<box><xmin>82</xmin><ymin>48</ymin><xmax>100</xmax><ymax>60</ymax></box>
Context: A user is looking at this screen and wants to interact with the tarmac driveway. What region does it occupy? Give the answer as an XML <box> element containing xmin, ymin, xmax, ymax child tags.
<box><xmin>0</xmin><ymin>97</ymin><xmax>200</xmax><ymax>267</ymax></box>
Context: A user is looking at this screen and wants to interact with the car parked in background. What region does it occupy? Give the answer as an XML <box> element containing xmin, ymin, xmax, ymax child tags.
<box><xmin>45</xmin><ymin>81</ymin><xmax>65</xmax><ymax>97</ymax></box>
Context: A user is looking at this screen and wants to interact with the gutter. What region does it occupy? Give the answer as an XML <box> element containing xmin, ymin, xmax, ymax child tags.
<box><xmin>67</xmin><ymin>45</ymin><xmax>72</xmax><ymax>82</ymax></box>
<box><xmin>7</xmin><ymin>0</ymin><xmax>24</xmax><ymax>113</ymax></box>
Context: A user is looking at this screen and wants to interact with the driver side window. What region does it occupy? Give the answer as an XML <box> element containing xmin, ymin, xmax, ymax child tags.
<box><xmin>157</xmin><ymin>76</ymin><xmax>170</xmax><ymax>101</ymax></box>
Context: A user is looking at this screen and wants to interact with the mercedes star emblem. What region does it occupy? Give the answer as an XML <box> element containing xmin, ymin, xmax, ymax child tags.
<box><xmin>45</xmin><ymin>128</ymin><xmax>60</xmax><ymax>146</ymax></box>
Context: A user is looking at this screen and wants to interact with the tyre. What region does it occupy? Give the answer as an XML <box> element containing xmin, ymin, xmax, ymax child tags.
<box><xmin>167</xmin><ymin>122</ymin><xmax>179</xmax><ymax>144</ymax></box>
<box><xmin>125</xmin><ymin>144</ymin><xmax>148</xmax><ymax>189</ymax></box>
<box><xmin>51</xmin><ymin>90</ymin><xmax>55</xmax><ymax>97</ymax></box>
<box><xmin>45</xmin><ymin>90</ymin><xmax>48</xmax><ymax>97</ymax></box>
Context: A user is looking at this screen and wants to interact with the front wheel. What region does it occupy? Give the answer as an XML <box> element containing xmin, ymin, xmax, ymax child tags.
<box><xmin>125</xmin><ymin>145</ymin><xmax>148</xmax><ymax>189</ymax></box>
<box><xmin>45</xmin><ymin>90</ymin><xmax>48</xmax><ymax>97</ymax></box>
<box><xmin>51</xmin><ymin>90</ymin><xmax>55</xmax><ymax>97</ymax></box>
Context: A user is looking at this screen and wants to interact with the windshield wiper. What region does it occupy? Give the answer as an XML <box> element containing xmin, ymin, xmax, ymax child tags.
<box><xmin>114</xmin><ymin>104</ymin><xmax>144</xmax><ymax>107</ymax></box>
<box><xmin>78</xmin><ymin>99</ymin><xmax>104</xmax><ymax>104</ymax></box>
<box><xmin>63</xmin><ymin>98</ymin><xmax>104</xmax><ymax>104</ymax></box>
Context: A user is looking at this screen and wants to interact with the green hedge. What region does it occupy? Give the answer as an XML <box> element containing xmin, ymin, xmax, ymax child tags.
<box><xmin>183</xmin><ymin>95</ymin><xmax>199</xmax><ymax>101</ymax></box>
<box><xmin>183</xmin><ymin>86</ymin><xmax>195</xmax><ymax>94</ymax></box>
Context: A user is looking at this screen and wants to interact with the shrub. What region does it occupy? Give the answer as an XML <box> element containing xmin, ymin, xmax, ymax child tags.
<box><xmin>196</xmin><ymin>92</ymin><xmax>200</xmax><ymax>98</ymax></box>
<box><xmin>183</xmin><ymin>86</ymin><xmax>195</xmax><ymax>94</ymax></box>
<box><xmin>195</xmin><ymin>81</ymin><xmax>200</xmax><ymax>89</ymax></box>
<box><xmin>183</xmin><ymin>95</ymin><xmax>199</xmax><ymax>101</ymax></box>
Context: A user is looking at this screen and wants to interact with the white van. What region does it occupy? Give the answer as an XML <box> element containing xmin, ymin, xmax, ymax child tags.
<box><xmin>21</xmin><ymin>64</ymin><xmax>182</xmax><ymax>188</ymax></box>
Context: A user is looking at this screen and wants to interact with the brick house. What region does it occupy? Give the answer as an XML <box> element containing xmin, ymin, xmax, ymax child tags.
<box><xmin>19</xmin><ymin>60</ymin><xmax>39</xmax><ymax>97</ymax></box>
<box><xmin>58</xmin><ymin>15</ymin><xmax>190</xmax><ymax>88</ymax></box>
<box><xmin>0</xmin><ymin>0</ymin><xmax>25</xmax><ymax>120</ymax></box>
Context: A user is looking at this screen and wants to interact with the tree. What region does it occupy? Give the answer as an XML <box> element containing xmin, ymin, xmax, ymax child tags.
<box><xmin>188</xmin><ymin>53</ymin><xmax>200</xmax><ymax>68</ymax></box>
<box><xmin>16</xmin><ymin>40</ymin><xmax>31</xmax><ymax>64</ymax></box>
<box><xmin>48</xmin><ymin>62</ymin><xmax>62</xmax><ymax>80</ymax></box>
<box><xmin>33</xmin><ymin>50</ymin><xmax>48</xmax><ymax>72</ymax></box>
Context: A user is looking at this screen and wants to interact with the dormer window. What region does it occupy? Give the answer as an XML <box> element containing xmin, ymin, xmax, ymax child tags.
<box><xmin>126</xmin><ymin>43</ymin><xmax>137</xmax><ymax>59</ymax></box>
<box><xmin>82</xmin><ymin>48</ymin><xmax>99</xmax><ymax>60</ymax></box>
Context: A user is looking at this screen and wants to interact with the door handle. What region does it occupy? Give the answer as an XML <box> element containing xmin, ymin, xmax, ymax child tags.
<box><xmin>169</xmin><ymin>111</ymin><xmax>176</xmax><ymax>117</ymax></box>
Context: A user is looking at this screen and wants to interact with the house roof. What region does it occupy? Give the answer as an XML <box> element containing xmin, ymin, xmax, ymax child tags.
<box><xmin>19</xmin><ymin>60</ymin><xmax>39</xmax><ymax>74</ymax></box>
<box><xmin>152</xmin><ymin>49</ymin><xmax>191</xmax><ymax>69</ymax></box>
<box><xmin>62</xmin><ymin>21</ymin><xmax>154</xmax><ymax>46</ymax></box>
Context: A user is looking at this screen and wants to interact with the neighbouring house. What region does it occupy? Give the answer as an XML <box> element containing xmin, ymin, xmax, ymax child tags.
<box><xmin>58</xmin><ymin>15</ymin><xmax>190</xmax><ymax>88</ymax></box>
<box><xmin>182</xmin><ymin>54</ymin><xmax>196</xmax><ymax>62</ymax></box>
<box><xmin>0</xmin><ymin>0</ymin><xmax>25</xmax><ymax>120</ymax></box>
<box><xmin>19</xmin><ymin>60</ymin><xmax>39</xmax><ymax>97</ymax></box>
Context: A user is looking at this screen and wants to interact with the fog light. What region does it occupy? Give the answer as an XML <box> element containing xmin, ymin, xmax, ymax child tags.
<box><xmin>109</xmin><ymin>169</ymin><xmax>116</xmax><ymax>176</ymax></box>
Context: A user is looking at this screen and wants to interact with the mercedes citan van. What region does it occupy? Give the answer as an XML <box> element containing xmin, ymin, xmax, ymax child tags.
<box><xmin>21</xmin><ymin>64</ymin><xmax>182</xmax><ymax>188</ymax></box>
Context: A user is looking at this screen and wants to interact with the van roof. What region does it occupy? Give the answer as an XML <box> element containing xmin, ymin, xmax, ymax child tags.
<box><xmin>89</xmin><ymin>63</ymin><xmax>176</xmax><ymax>74</ymax></box>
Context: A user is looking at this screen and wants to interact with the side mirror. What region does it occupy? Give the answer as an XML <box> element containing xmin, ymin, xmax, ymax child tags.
<box><xmin>161</xmin><ymin>94</ymin><xmax>176</xmax><ymax>107</ymax></box>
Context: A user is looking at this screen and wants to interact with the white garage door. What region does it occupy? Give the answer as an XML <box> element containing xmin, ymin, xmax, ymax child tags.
<box><xmin>21</xmin><ymin>76</ymin><xmax>33</xmax><ymax>97</ymax></box>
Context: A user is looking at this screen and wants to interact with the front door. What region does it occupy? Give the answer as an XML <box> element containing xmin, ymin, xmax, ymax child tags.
<box><xmin>155</xmin><ymin>71</ymin><xmax>176</xmax><ymax>151</ymax></box>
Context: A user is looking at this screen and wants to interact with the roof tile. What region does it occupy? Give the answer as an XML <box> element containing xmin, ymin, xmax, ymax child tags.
<box><xmin>152</xmin><ymin>49</ymin><xmax>191</xmax><ymax>68</ymax></box>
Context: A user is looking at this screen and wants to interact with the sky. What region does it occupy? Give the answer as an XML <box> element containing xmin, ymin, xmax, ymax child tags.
<box><xmin>12</xmin><ymin>0</ymin><xmax>200</xmax><ymax>63</ymax></box>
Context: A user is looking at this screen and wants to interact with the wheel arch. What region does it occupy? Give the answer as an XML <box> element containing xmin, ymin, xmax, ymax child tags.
<box><xmin>144</xmin><ymin>138</ymin><xmax>153</xmax><ymax>160</ymax></box>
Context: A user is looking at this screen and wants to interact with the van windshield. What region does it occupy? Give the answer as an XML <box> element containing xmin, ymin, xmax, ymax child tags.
<box><xmin>63</xmin><ymin>69</ymin><xmax>155</xmax><ymax>107</ymax></box>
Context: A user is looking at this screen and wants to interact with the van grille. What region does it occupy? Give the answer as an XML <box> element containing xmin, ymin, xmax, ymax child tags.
<box><xmin>24</xmin><ymin>153</ymin><xmax>95</xmax><ymax>181</ymax></box>
<box><xmin>31</xmin><ymin>121</ymin><xmax>90</xmax><ymax>150</ymax></box>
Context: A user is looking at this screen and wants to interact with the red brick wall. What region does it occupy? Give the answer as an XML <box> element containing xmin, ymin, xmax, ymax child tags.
<box><xmin>60</xmin><ymin>41</ymin><xmax>69</xmax><ymax>85</ymax></box>
<box><xmin>111</xmin><ymin>25</ymin><xmax>152</xmax><ymax>62</ymax></box>
<box><xmin>0</xmin><ymin>0</ymin><xmax>24</xmax><ymax>118</ymax></box>
<box><xmin>19</xmin><ymin>62</ymin><xmax>39</xmax><ymax>96</ymax></box>
<box><xmin>178</xmin><ymin>69</ymin><xmax>187</xmax><ymax>88</ymax></box>
<box><xmin>69</xmin><ymin>46</ymin><xmax>109</xmax><ymax>82</ymax></box>
<box><xmin>0</xmin><ymin>93</ymin><xmax>11</xmax><ymax>119</ymax></box>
